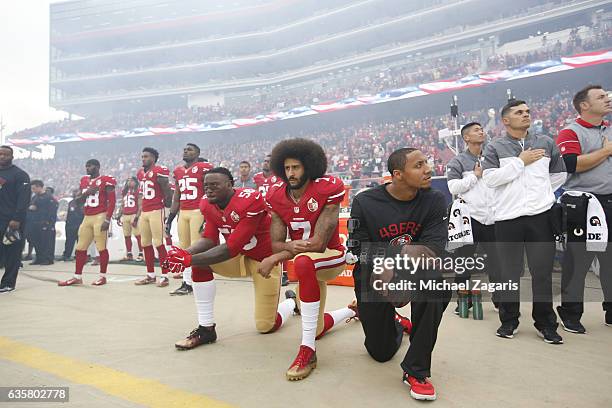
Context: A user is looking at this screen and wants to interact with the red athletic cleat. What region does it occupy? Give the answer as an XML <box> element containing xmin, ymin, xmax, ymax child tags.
<box><xmin>286</xmin><ymin>345</ymin><xmax>317</xmax><ymax>381</ymax></box>
<box><xmin>395</xmin><ymin>312</ymin><xmax>412</xmax><ymax>335</ymax></box>
<box><xmin>91</xmin><ymin>276</ymin><xmax>107</xmax><ymax>286</ymax></box>
<box><xmin>58</xmin><ymin>277</ymin><xmax>83</xmax><ymax>287</ymax></box>
<box><xmin>403</xmin><ymin>374</ymin><xmax>436</xmax><ymax>401</ymax></box>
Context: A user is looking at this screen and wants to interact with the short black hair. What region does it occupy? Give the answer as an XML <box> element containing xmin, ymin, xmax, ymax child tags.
<box><xmin>186</xmin><ymin>143</ymin><xmax>200</xmax><ymax>153</ymax></box>
<box><xmin>500</xmin><ymin>99</ymin><xmax>527</xmax><ymax>118</ymax></box>
<box><xmin>387</xmin><ymin>148</ymin><xmax>418</xmax><ymax>173</ymax></box>
<box><xmin>197</xmin><ymin>157</ymin><xmax>208</xmax><ymax>162</ymax></box>
<box><xmin>461</xmin><ymin>122</ymin><xmax>482</xmax><ymax>137</ymax></box>
<box><xmin>142</xmin><ymin>147</ymin><xmax>159</xmax><ymax>162</ymax></box>
<box><xmin>86</xmin><ymin>159</ymin><xmax>100</xmax><ymax>167</ymax></box>
<box><xmin>239</xmin><ymin>161</ymin><xmax>251</xmax><ymax>167</ymax></box>
<box><xmin>270</xmin><ymin>138</ymin><xmax>327</xmax><ymax>183</ymax></box>
<box><xmin>0</xmin><ymin>145</ymin><xmax>13</xmax><ymax>153</ymax></box>
<box><xmin>573</xmin><ymin>85</ymin><xmax>603</xmax><ymax>113</ymax></box>
<box><xmin>46</xmin><ymin>187</ymin><xmax>55</xmax><ymax>194</ymax></box>
<box><xmin>31</xmin><ymin>179</ymin><xmax>44</xmax><ymax>187</ymax></box>
<box><xmin>207</xmin><ymin>167</ymin><xmax>234</xmax><ymax>186</ymax></box>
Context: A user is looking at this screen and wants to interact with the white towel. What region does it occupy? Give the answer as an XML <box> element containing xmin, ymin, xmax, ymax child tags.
<box><xmin>560</xmin><ymin>191</ymin><xmax>608</xmax><ymax>252</ymax></box>
<box><xmin>447</xmin><ymin>198</ymin><xmax>473</xmax><ymax>251</ymax></box>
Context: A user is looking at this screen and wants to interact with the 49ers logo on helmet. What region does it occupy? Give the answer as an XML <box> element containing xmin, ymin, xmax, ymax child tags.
<box><xmin>590</xmin><ymin>216</ymin><xmax>601</xmax><ymax>226</ymax></box>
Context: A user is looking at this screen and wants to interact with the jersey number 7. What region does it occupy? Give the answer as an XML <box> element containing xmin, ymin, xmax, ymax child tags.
<box><xmin>290</xmin><ymin>221</ymin><xmax>312</xmax><ymax>240</ymax></box>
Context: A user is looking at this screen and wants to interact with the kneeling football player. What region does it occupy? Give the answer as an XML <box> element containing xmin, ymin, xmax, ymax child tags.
<box><xmin>258</xmin><ymin>139</ymin><xmax>359</xmax><ymax>381</ymax></box>
<box><xmin>164</xmin><ymin>167</ymin><xmax>297</xmax><ymax>349</ymax></box>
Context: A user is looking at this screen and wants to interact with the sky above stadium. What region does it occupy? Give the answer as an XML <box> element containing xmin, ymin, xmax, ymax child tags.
<box><xmin>0</xmin><ymin>0</ymin><xmax>66</xmax><ymax>138</ymax></box>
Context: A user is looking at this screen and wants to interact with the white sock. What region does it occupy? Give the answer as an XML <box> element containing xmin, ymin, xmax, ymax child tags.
<box><xmin>193</xmin><ymin>280</ymin><xmax>216</xmax><ymax>327</ymax></box>
<box><xmin>183</xmin><ymin>267</ymin><xmax>193</xmax><ymax>285</ymax></box>
<box><xmin>300</xmin><ymin>301</ymin><xmax>320</xmax><ymax>350</ymax></box>
<box><xmin>328</xmin><ymin>307</ymin><xmax>355</xmax><ymax>326</ymax></box>
<box><xmin>276</xmin><ymin>298</ymin><xmax>296</xmax><ymax>326</ymax></box>
<box><xmin>74</xmin><ymin>274</ymin><xmax>81</xmax><ymax>280</ymax></box>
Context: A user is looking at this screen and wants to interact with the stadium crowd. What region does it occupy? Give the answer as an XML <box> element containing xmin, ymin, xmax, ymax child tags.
<box><xmin>11</xmin><ymin>24</ymin><xmax>609</xmax><ymax>141</ymax></box>
<box><xmin>16</xmin><ymin>90</ymin><xmax>577</xmax><ymax>200</ymax></box>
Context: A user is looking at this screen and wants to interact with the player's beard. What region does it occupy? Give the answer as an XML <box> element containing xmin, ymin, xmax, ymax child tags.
<box><xmin>287</xmin><ymin>174</ymin><xmax>308</xmax><ymax>190</ymax></box>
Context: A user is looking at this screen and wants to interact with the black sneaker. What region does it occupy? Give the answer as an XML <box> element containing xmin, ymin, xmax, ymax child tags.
<box><xmin>175</xmin><ymin>325</ymin><xmax>217</xmax><ymax>350</ymax></box>
<box><xmin>0</xmin><ymin>286</ymin><xmax>15</xmax><ymax>294</ymax></box>
<box><xmin>281</xmin><ymin>272</ymin><xmax>289</xmax><ymax>287</ymax></box>
<box><xmin>285</xmin><ymin>289</ymin><xmax>300</xmax><ymax>315</ymax></box>
<box><xmin>496</xmin><ymin>323</ymin><xmax>518</xmax><ymax>339</ymax></box>
<box><xmin>560</xmin><ymin>319</ymin><xmax>586</xmax><ymax>334</ymax></box>
<box><xmin>169</xmin><ymin>282</ymin><xmax>193</xmax><ymax>296</ymax></box>
<box><xmin>537</xmin><ymin>327</ymin><xmax>563</xmax><ymax>344</ymax></box>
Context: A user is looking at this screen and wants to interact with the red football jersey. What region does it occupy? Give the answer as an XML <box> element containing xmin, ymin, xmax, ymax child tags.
<box><xmin>266</xmin><ymin>175</ymin><xmax>345</xmax><ymax>251</ymax></box>
<box><xmin>80</xmin><ymin>175</ymin><xmax>117</xmax><ymax>216</ymax></box>
<box><xmin>122</xmin><ymin>188</ymin><xmax>138</xmax><ymax>215</ymax></box>
<box><xmin>137</xmin><ymin>165</ymin><xmax>170</xmax><ymax>212</ymax></box>
<box><xmin>253</xmin><ymin>171</ymin><xmax>279</xmax><ymax>196</ymax></box>
<box><xmin>173</xmin><ymin>161</ymin><xmax>213</xmax><ymax>210</ymax></box>
<box><xmin>200</xmin><ymin>188</ymin><xmax>272</xmax><ymax>261</ymax></box>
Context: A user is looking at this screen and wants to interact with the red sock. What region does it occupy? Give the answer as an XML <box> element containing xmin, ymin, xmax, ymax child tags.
<box><xmin>165</xmin><ymin>236</ymin><xmax>172</xmax><ymax>246</ymax></box>
<box><xmin>75</xmin><ymin>250</ymin><xmax>87</xmax><ymax>275</ymax></box>
<box><xmin>268</xmin><ymin>313</ymin><xmax>283</xmax><ymax>334</ymax></box>
<box><xmin>315</xmin><ymin>313</ymin><xmax>335</xmax><ymax>340</ymax></box>
<box><xmin>156</xmin><ymin>245</ymin><xmax>168</xmax><ymax>275</ymax></box>
<box><xmin>99</xmin><ymin>249</ymin><xmax>109</xmax><ymax>274</ymax></box>
<box><xmin>124</xmin><ymin>237</ymin><xmax>133</xmax><ymax>253</ymax></box>
<box><xmin>136</xmin><ymin>235</ymin><xmax>143</xmax><ymax>252</ymax></box>
<box><xmin>143</xmin><ymin>246</ymin><xmax>155</xmax><ymax>273</ymax></box>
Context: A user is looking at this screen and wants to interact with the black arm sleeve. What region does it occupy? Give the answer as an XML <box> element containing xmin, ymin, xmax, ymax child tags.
<box><xmin>13</xmin><ymin>170</ymin><xmax>31</xmax><ymax>223</ymax></box>
<box><xmin>348</xmin><ymin>197</ymin><xmax>371</xmax><ymax>257</ymax></box>
<box><xmin>562</xmin><ymin>153</ymin><xmax>578</xmax><ymax>174</ymax></box>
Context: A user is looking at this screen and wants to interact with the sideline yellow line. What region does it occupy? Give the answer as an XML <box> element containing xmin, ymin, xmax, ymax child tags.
<box><xmin>0</xmin><ymin>336</ymin><xmax>233</xmax><ymax>408</ymax></box>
